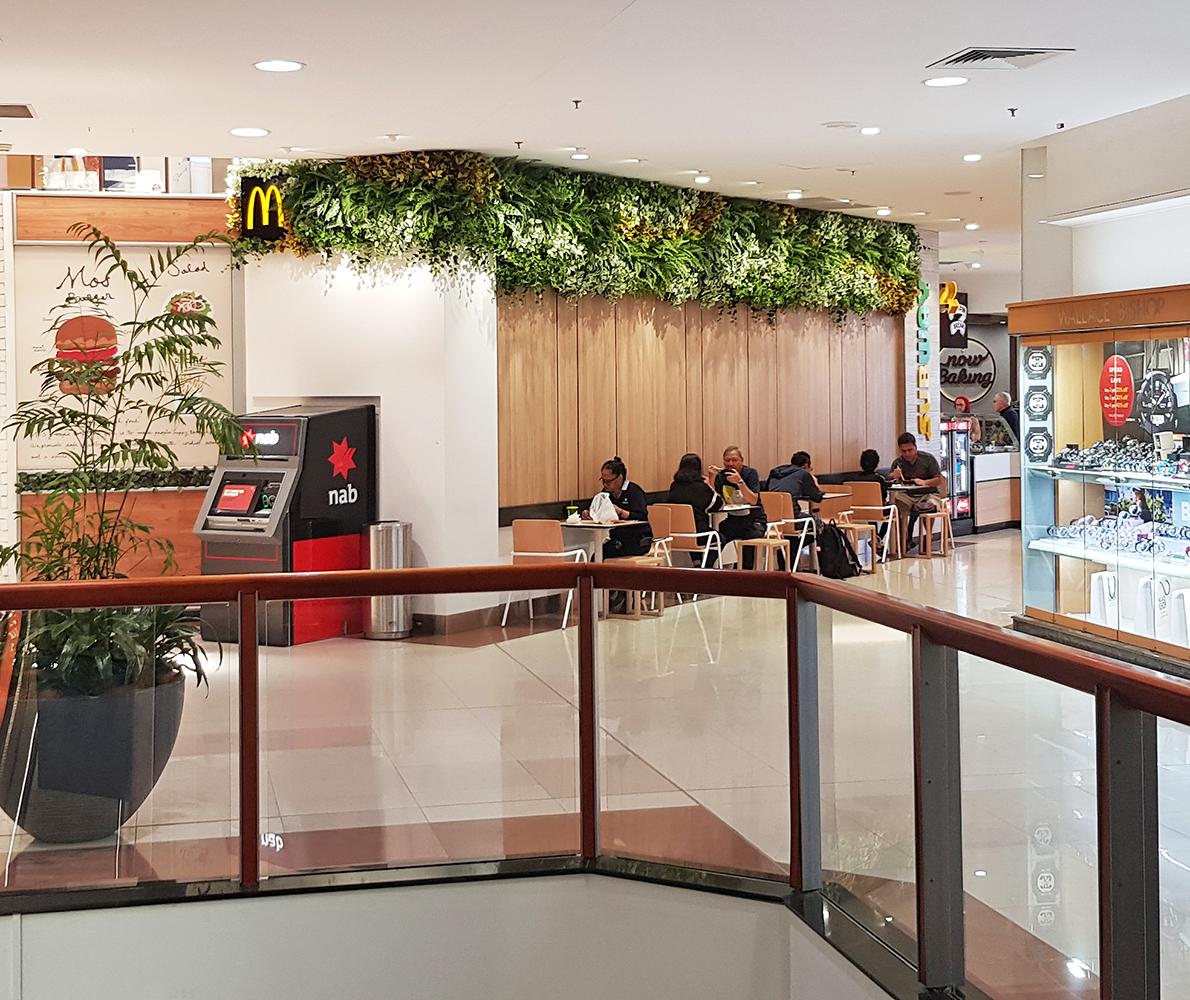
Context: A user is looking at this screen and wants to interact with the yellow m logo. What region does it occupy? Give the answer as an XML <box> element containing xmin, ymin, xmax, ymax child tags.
<box><xmin>246</xmin><ymin>183</ymin><xmax>285</xmax><ymax>231</ymax></box>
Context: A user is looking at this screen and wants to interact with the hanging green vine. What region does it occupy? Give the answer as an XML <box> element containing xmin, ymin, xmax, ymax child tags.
<box><xmin>229</xmin><ymin>152</ymin><xmax>920</xmax><ymax>316</ymax></box>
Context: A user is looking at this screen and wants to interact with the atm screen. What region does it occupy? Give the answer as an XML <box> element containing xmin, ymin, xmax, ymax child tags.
<box><xmin>214</xmin><ymin>483</ymin><xmax>259</xmax><ymax>515</ymax></box>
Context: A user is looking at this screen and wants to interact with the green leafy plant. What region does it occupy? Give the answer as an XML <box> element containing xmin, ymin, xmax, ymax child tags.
<box><xmin>228</xmin><ymin>153</ymin><xmax>921</xmax><ymax>318</ymax></box>
<box><xmin>0</xmin><ymin>226</ymin><xmax>247</xmax><ymax>695</ymax></box>
<box><xmin>16</xmin><ymin>466</ymin><xmax>215</xmax><ymax>494</ymax></box>
<box><xmin>26</xmin><ymin>605</ymin><xmax>207</xmax><ymax>694</ymax></box>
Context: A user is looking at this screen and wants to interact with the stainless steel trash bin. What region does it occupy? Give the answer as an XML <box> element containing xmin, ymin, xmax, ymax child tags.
<box><xmin>365</xmin><ymin>521</ymin><xmax>412</xmax><ymax>639</ymax></box>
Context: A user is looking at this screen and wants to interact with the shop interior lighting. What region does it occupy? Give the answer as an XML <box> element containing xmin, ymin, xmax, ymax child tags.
<box><xmin>787</xmin><ymin>190</ymin><xmax>803</xmax><ymax>200</ymax></box>
<box><xmin>876</xmin><ymin>207</ymin><xmax>891</xmax><ymax>216</ymax></box>
<box><xmin>965</xmin><ymin>223</ymin><xmax>980</xmax><ymax>230</ymax></box>
<box><xmin>963</xmin><ymin>153</ymin><xmax>983</xmax><ymax>162</ymax></box>
<box><xmin>1028</xmin><ymin>172</ymin><xmax>1045</xmax><ymax>178</ymax></box>
<box><xmin>924</xmin><ymin>76</ymin><xmax>969</xmax><ymax>87</ymax></box>
<box><xmin>694</xmin><ymin>174</ymin><xmax>711</xmax><ymax>184</ymax></box>
<box><xmin>255</xmin><ymin>59</ymin><xmax>305</xmax><ymax>73</ymax></box>
<box><xmin>860</xmin><ymin>126</ymin><xmax>881</xmax><ymax>136</ymax></box>
<box><xmin>230</xmin><ymin>127</ymin><xmax>270</xmax><ymax>137</ymax></box>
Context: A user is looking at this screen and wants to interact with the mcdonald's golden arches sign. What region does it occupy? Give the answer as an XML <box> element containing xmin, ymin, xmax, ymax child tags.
<box><xmin>240</xmin><ymin>177</ymin><xmax>286</xmax><ymax>241</ymax></box>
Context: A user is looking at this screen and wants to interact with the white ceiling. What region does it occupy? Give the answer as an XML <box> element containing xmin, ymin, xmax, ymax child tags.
<box><xmin>4</xmin><ymin>0</ymin><xmax>1190</xmax><ymax>281</ymax></box>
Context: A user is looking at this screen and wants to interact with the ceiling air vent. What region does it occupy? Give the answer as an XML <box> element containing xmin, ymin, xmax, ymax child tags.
<box><xmin>0</xmin><ymin>144</ymin><xmax>12</xmax><ymax>153</ymax></box>
<box><xmin>0</xmin><ymin>105</ymin><xmax>36</xmax><ymax>118</ymax></box>
<box><xmin>928</xmin><ymin>47</ymin><xmax>1074</xmax><ymax>71</ymax></box>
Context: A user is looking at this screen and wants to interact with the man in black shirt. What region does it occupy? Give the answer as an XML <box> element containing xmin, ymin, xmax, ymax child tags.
<box><xmin>710</xmin><ymin>445</ymin><xmax>767</xmax><ymax>568</ymax></box>
<box><xmin>888</xmin><ymin>432</ymin><xmax>946</xmax><ymax>552</ymax></box>
<box><xmin>767</xmin><ymin>451</ymin><xmax>825</xmax><ymax>515</ymax></box>
<box><xmin>994</xmin><ymin>392</ymin><xmax>1020</xmax><ymax>442</ymax></box>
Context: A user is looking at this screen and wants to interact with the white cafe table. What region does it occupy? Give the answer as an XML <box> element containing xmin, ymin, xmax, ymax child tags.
<box><xmin>559</xmin><ymin>519</ymin><xmax>647</xmax><ymax>616</ymax></box>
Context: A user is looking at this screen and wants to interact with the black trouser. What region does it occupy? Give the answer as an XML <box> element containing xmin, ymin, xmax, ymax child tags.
<box><xmin>717</xmin><ymin>514</ymin><xmax>767</xmax><ymax>569</ymax></box>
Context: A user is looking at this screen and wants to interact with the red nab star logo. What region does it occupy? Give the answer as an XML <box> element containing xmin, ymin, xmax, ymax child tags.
<box><xmin>328</xmin><ymin>437</ymin><xmax>357</xmax><ymax>480</ymax></box>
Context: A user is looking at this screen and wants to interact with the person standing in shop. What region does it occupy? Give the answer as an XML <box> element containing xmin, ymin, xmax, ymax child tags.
<box><xmin>888</xmin><ymin>432</ymin><xmax>946</xmax><ymax>552</ymax></box>
<box><xmin>993</xmin><ymin>391</ymin><xmax>1020</xmax><ymax>442</ymax></box>
<box><xmin>708</xmin><ymin>445</ymin><xmax>767</xmax><ymax>568</ymax></box>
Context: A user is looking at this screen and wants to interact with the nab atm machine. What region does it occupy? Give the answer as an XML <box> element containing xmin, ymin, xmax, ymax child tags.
<box><xmin>195</xmin><ymin>404</ymin><xmax>377</xmax><ymax>645</ymax></box>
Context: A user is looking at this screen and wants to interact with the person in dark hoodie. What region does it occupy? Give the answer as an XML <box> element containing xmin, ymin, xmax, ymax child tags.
<box><xmin>766</xmin><ymin>452</ymin><xmax>825</xmax><ymax>515</ymax></box>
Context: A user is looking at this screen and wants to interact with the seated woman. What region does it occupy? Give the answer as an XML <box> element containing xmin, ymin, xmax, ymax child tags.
<box><xmin>767</xmin><ymin>451</ymin><xmax>825</xmax><ymax>515</ymax></box>
<box><xmin>667</xmin><ymin>453</ymin><xmax>725</xmax><ymax>566</ymax></box>
<box><xmin>844</xmin><ymin>449</ymin><xmax>888</xmax><ymax>502</ymax></box>
<box><xmin>583</xmin><ymin>456</ymin><xmax>652</xmax><ymax>560</ymax></box>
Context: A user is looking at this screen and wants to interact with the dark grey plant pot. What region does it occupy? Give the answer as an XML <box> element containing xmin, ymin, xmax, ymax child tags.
<box><xmin>0</xmin><ymin>669</ymin><xmax>185</xmax><ymax>844</ymax></box>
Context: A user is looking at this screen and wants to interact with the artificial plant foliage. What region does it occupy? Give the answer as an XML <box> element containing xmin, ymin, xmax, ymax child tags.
<box><xmin>229</xmin><ymin>152</ymin><xmax>920</xmax><ymax>317</ymax></box>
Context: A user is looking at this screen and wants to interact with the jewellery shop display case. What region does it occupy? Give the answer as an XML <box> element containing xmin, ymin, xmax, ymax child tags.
<box><xmin>1009</xmin><ymin>283</ymin><xmax>1190</xmax><ymax>664</ymax></box>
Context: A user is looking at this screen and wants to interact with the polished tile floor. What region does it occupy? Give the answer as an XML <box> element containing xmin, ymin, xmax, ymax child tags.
<box><xmin>7</xmin><ymin>528</ymin><xmax>1190</xmax><ymax>998</ymax></box>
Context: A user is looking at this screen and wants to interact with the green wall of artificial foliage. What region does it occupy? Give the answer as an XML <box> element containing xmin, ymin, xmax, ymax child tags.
<box><xmin>231</xmin><ymin>151</ymin><xmax>921</xmax><ymax>318</ymax></box>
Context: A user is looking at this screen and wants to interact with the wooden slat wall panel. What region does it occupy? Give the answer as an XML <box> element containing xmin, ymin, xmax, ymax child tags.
<box><xmin>839</xmin><ymin>314</ymin><xmax>869</xmax><ymax>472</ymax></box>
<box><xmin>497</xmin><ymin>293</ymin><xmax>559</xmax><ymax>506</ymax></box>
<box><xmin>866</xmin><ymin>315</ymin><xmax>899</xmax><ymax>466</ymax></box>
<box><xmin>499</xmin><ymin>297</ymin><xmax>905</xmax><ymax>505</ymax></box>
<box><xmin>557</xmin><ymin>298</ymin><xmax>580</xmax><ymax>502</ymax></box>
<box><xmin>684</xmin><ymin>303</ymin><xmax>704</xmax><ymax>461</ymax></box>
<box><xmin>614</xmin><ymin>297</ymin><xmax>687</xmax><ymax>493</ymax></box>
<box><xmin>577</xmin><ymin>297</ymin><xmax>618</xmax><ymax>496</ymax></box>
<box><xmin>748</xmin><ymin>315</ymin><xmax>779</xmax><ymax>478</ymax></box>
<box><xmin>16</xmin><ymin>195</ymin><xmax>232</xmax><ymax>243</ymax></box>
<box><xmin>828</xmin><ymin>319</ymin><xmax>846</xmax><ymax>473</ymax></box>
<box><xmin>700</xmin><ymin>307</ymin><xmax>750</xmax><ymax>467</ymax></box>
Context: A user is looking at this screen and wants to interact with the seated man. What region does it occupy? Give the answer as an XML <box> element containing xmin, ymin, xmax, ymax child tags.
<box><xmin>709</xmin><ymin>445</ymin><xmax>767</xmax><ymax>568</ymax></box>
<box><xmin>767</xmin><ymin>451</ymin><xmax>825</xmax><ymax>515</ymax></box>
<box><xmin>888</xmin><ymin>432</ymin><xmax>946</xmax><ymax>551</ymax></box>
<box><xmin>843</xmin><ymin>449</ymin><xmax>888</xmax><ymax>503</ymax></box>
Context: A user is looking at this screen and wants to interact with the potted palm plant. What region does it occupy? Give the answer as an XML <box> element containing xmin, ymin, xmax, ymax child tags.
<box><xmin>0</xmin><ymin>225</ymin><xmax>247</xmax><ymax>843</ymax></box>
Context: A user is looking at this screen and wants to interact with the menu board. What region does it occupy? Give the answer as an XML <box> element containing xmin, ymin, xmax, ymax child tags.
<box><xmin>13</xmin><ymin>244</ymin><xmax>235</xmax><ymax>471</ymax></box>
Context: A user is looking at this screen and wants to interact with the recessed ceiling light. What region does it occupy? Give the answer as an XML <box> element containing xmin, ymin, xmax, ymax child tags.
<box><xmin>255</xmin><ymin>59</ymin><xmax>304</xmax><ymax>73</ymax></box>
<box><xmin>694</xmin><ymin>174</ymin><xmax>711</xmax><ymax>184</ymax></box>
<box><xmin>838</xmin><ymin>198</ymin><xmax>850</xmax><ymax>203</ymax></box>
<box><xmin>924</xmin><ymin>76</ymin><xmax>969</xmax><ymax>87</ymax></box>
<box><xmin>230</xmin><ymin>127</ymin><xmax>269</xmax><ymax>137</ymax></box>
<box><xmin>1038</xmin><ymin>219</ymin><xmax>1048</xmax><ymax>224</ymax></box>
<box><xmin>876</xmin><ymin>207</ymin><xmax>891</xmax><ymax>216</ymax></box>
<box><xmin>571</xmin><ymin>151</ymin><xmax>590</xmax><ymax>160</ymax></box>
<box><xmin>974</xmin><ymin>869</ymin><xmax>987</xmax><ymax>877</ymax></box>
<box><xmin>384</xmin><ymin>134</ymin><xmax>403</xmax><ymax>141</ymax></box>
<box><xmin>741</xmin><ymin>180</ymin><xmax>760</xmax><ymax>185</ymax></box>
<box><xmin>624</xmin><ymin>158</ymin><xmax>643</xmax><ymax>163</ymax></box>
<box><xmin>787</xmin><ymin>191</ymin><xmax>803</xmax><ymax>200</ymax></box>
<box><xmin>963</xmin><ymin>153</ymin><xmax>983</xmax><ymax>162</ymax></box>
<box><xmin>860</xmin><ymin>127</ymin><xmax>881</xmax><ymax>136</ymax></box>
<box><xmin>1028</xmin><ymin>173</ymin><xmax>1045</xmax><ymax>178</ymax></box>
<box><xmin>965</xmin><ymin>223</ymin><xmax>980</xmax><ymax>230</ymax></box>
<box><xmin>970</xmin><ymin>262</ymin><xmax>982</xmax><ymax>268</ymax></box>
<box><xmin>911</xmin><ymin>211</ymin><xmax>928</xmax><ymax>216</ymax></box>
<box><xmin>65</xmin><ymin>147</ymin><xmax>87</xmax><ymax>157</ymax></box>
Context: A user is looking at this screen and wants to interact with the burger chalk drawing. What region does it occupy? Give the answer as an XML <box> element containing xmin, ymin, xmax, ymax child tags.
<box><xmin>53</xmin><ymin>310</ymin><xmax>119</xmax><ymax>396</ymax></box>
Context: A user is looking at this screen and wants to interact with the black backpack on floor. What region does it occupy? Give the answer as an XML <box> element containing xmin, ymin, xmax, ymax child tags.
<box><xmin>817</xmin><ymin>520</ymin><xmax>862</xmax><ymax>579</ymax></box>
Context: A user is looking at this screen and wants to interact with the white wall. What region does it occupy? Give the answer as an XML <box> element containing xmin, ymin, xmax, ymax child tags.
<box><xmin>1072</xmin><ymin>202</ymin><xmax>1190</xmax><ymax>295</ymax></box>
<box><xmin>242</xmin><ymin>257</ymin><xmax>499</xmax><ymax>616</ymax></box>
<box><xmin>1022</xmin><ymin>94</ymin><xmax>1190</xmax><ymax>299</ymax></box>
<box><xmin>8</xmin><ymin>876</ymin><xmax>890</xmax><ymax>1000</ymax></box>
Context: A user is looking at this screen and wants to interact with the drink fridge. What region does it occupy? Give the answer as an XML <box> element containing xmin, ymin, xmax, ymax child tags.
<box><xmin>940</xmin><ymin>418</ymin><xmax>973</xmax><ymax>532</ymax></box>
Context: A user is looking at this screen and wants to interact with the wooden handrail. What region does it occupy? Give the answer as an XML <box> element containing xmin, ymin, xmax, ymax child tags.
<box><xmin>4</xmin><ymin>563</ymin><xmax>1190</xmax><ymax>727</ymax></box>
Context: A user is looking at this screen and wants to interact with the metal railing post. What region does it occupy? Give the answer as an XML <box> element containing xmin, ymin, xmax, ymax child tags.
<box><xmin>789</xmin><ymin>592</ymin><xmax>822</xmax><ymax>893</ymax></box>
<box><xmin>578</xmin><ymin>573</ymin><xmax>599</xmax><ymax>861</ymax></box>
<box><xmin>238</xmin><ymin>591</ymin><xmax>260</xmax><ymax>889</ymax></box>
<box><xmin>1096</xmin><ymin>686</ymin><xmax>1159</xmax><ymax>1000</ymax></box>
<box><xmin>912</xmin><ymin>628</ymin><xmax>965</xmax><ymax>991</ymax></box>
